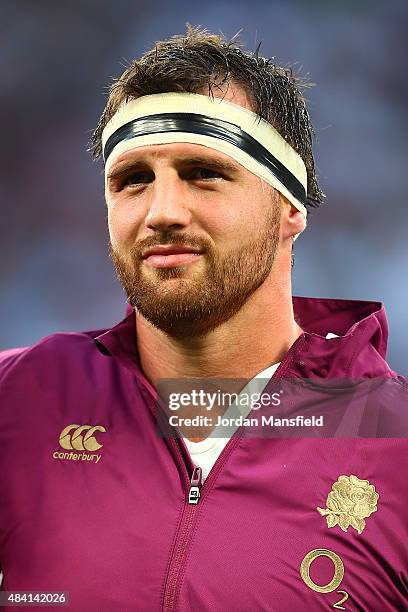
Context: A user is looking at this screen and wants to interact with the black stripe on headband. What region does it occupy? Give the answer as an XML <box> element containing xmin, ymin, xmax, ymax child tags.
<box><xmin>104</xmin><ymin>113</ymin><xmax>306</xmax><ymax>205</ymax></box>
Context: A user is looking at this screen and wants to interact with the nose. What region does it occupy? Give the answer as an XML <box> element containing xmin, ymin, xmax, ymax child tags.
<box><xmin>145</xmin><ymin>170</ymin><xmax>192</xmax><ymax>232</ymax></box>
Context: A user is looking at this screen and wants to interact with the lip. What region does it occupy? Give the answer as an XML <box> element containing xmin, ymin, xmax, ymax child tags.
<box><xmin>142</xmin><ymin>245</ymin><xmax>203</xmax><ymax>259</ymax></box>
<box><xmin>144</xmin><ymin>252</ymin><xmax>203</xmax><ymax>269</ymax></box>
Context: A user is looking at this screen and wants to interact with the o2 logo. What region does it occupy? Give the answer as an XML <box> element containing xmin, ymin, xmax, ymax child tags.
<box><xmin>300</xmin><ymin>549</ymin><xmax>349</xmax><ymax>610</ymax></box>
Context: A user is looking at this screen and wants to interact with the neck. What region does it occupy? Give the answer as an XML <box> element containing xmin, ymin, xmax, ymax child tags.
<box><xmin>135</xmin><ymin>257</ymin><xmax>303</xmax><ymax>390</ymax></box>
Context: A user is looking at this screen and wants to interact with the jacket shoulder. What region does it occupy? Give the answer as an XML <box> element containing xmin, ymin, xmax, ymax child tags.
<box><xmin>0</xmin><ymin>328</ymin><xmax>108</xmax><ymax>385</ymax></box>
<box><xmin>370</xmin><ymin>375</ymin><xmax>408</xmax><ymax>436</ymax></box>
<box><xmin>0</xmin><ymin>346</ymin><xmax>30</xmax><ymax>380</ymax></box>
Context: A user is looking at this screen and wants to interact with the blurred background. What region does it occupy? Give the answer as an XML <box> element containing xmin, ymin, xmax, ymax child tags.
<box><xmin>0</xmin><ymin>0</ymin><xmax>407</xmax><ymax>372</ymax></box>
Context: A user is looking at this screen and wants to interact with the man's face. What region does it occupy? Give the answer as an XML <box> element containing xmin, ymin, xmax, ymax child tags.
<box><xmin>105</xmin><ymin>87</ymin><xmax>282</xmax><ymax>337</ymax></box>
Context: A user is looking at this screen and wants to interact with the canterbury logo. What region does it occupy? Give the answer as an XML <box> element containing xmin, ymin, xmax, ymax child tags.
<box><xmin>59</xmin><ymin>424</ymin><xmax>106</xmax><ymax>451</ymax></box>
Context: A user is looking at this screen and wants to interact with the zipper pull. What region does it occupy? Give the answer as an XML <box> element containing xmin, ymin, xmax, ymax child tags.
<box><xmin>188</xmin><ymin>466</ymin><xmax>202</xmax><ymax>505</ymax></box>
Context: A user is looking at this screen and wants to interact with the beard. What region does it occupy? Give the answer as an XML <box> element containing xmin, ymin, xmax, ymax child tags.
<box><xmin>109</xmin><ymin>204</ymin><xmax>281</xmax><ymax>338</ymax></box>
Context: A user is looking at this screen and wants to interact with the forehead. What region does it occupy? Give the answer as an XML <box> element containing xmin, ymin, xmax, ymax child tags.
<box><xmin>108</xmin><ymin>141</ymin><xmax>243</xmax><ymax>172</ymax></box>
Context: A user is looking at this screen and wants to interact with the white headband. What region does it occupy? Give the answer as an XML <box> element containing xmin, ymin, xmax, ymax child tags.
<box><xmin>102</xmin><ymin>92</ymin><xmax>308</xmax><ymax>220</ymax></box>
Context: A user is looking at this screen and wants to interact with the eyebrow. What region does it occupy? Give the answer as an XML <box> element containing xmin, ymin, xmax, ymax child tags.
<box><xmin>106</xmin><ymin>155</ymin><xmax>240</xmax><ymax>181</ymax></box>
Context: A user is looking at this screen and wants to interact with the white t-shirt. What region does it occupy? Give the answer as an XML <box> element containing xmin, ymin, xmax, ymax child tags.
<box><xmin>184</xmin><ymin>333</ymin><xmax>339</xmax><ymax>482</ymax></box>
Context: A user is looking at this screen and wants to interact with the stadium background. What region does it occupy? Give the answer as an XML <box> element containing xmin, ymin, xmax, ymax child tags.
<box><xmin>0</xmin><ymin>0</ymin><xmax>407</xmax><ymax>373</ymax></box>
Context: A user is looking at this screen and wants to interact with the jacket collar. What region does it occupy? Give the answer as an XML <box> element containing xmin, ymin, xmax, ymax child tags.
<box><xmin>290</xmin><ymin>296</ymin><xmax>393</xmax><ymax>378</ymax></box>
<box><xmin>94</xmin><ymin>296</ymin><xmax>394</xmax><ymax>380</ymax></box>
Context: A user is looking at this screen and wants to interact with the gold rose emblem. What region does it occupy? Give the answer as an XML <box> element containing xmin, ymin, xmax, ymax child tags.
<box><xmin>317</xmin><ymin>475</ymin><xmax>379</xmax><ymax>534</ymax></box>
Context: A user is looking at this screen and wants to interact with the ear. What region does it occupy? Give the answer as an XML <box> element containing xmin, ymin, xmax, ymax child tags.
<box><xmin>280</xmin><ymin>195</ymin><xmax>307</xmax><ymax>241</ymax></box>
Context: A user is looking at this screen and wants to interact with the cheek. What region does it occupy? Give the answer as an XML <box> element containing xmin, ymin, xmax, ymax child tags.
<box><xmin>106</xmin><ymin>196</ymin><xmax>144</xmax><ymax>249</ymax></box>
<box><xmin>204</xmin><ymin>197</ymin><xmax>267</xmax><ymax>247</ymax></box>
<box><xmin>200</xmin><ymin>183</ymin><xmax>246</xmax><ymax>227</ymax></box>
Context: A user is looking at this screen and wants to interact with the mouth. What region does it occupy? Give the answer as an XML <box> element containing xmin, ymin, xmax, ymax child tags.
<box><xmin>142</xmin><ymin>245</ymin><xmax>204</xmax><ymax>269</ymax></box>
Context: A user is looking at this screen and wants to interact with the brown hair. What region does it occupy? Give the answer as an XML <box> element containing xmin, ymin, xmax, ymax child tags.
<box><xmin>89</xmin><ymin>26</ymin><xmax>324</xmax><ymax>208</ymax></box>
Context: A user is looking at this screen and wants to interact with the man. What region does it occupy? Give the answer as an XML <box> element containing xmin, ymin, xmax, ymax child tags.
<box><xmin>0</xmin><ymin>27</ymin><xmax>407</xmax><ymax>611</ymax></box>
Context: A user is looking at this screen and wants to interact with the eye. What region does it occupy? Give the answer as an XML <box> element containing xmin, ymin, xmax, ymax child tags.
<box><xmin>189</xmin><ymin>167</ymin><xmax>223</xmax><ymax>181</ymax></box>
<box><xmin>122</xmin><ymin>170</ymin><xmax>154</xmax><ymax>187</ymax></box>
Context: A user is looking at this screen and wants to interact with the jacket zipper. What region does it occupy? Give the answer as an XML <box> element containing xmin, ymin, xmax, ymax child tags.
<box><xmin>140</xmin><ymin>334</ymin><xmax>306</xmax><ymax>611</ymax></box>
<box><xmin>188</xmin><ymin>466</ymin><xmax>202</xmax><ymax>504</ymax></box>
<box><xmin>161</xmin><ymin>443</ymin><xmax>202</xmax><ymax>611</ymax></box>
